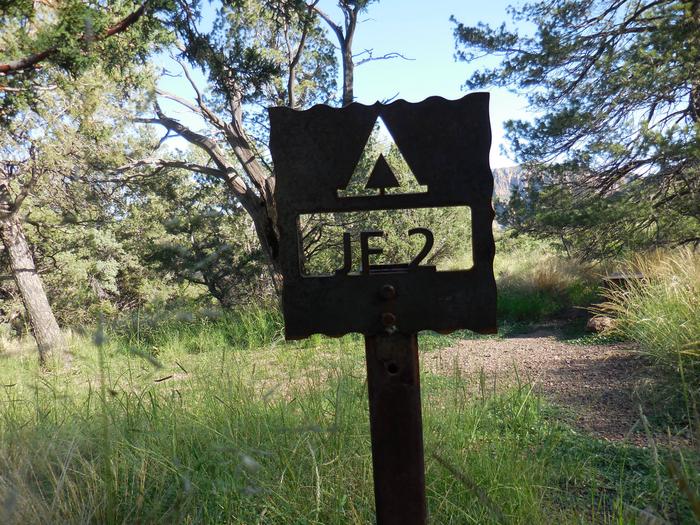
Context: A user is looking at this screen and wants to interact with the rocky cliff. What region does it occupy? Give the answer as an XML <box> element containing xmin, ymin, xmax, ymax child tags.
<box><xmin>492</xmin><ymin>166</ymin><xmax>524</xmax><ymax>202</ymax></box>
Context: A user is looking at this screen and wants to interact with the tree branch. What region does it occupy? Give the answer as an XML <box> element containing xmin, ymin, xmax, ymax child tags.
<box><xmin>287</xmin><ymin>1</ymin><xmax>317</xmax><ymax>108</ymax></box>
<box><xmin>10</xmin><ymin>145</ymin><xmax>42</xmax><ymax>215</ymax></box>
<box><xmin>114</xmin><ymin>158</ymin><xmax>225</xmax><ymax>179</ymax></box>
<box><xmin>135</xmin><ymin>105</ymin><xmax>231</xmax><ymax>173</ymax></box>
<box><xmin>311</xmin><ymin>4</ymin><xmax>344</xmax><ymax>44</ymax></box>
<box><xmin>133</xmin><ymin>106</ymin><xmax>260</xmax><ymax>206</ymax></box>
<box><xmin>0</xmin><ymin>2</ymin><xmax>149</xmax><ymax>75</ymax></box>
<box><xmin>354</xmin><ymin>49</ymin><xmax>414</xmax><ymax>66</ymax></box>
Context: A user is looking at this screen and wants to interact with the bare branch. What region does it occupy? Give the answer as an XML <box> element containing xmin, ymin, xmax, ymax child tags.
<box><xmin>114</xmin><ymin>158</ymin><xmax>225</xmax><ymax>179</ymax></box>
<box><xmin>287</xmin><ymin>1</ymin><xmax>317</xmax><ymax>108</ymax></box>
<box><xmin>10</xmin><ymin>145</ymin><xmax>42</xmax><ymax>214</ymax></box>
<box><xmin>133</xmin><ymin>107</ymin><xmax>254</xmax><ymax>200</ymax></box>
<box><xmin>310</xmin><ymin>4</ymin><xmax>344</xmax><ymax>43</ymax></box>
<box><xmin>354</xmin><ymin>49</ymin><xmax>414</xmax><ymax>67</ymax></box>
<box><xmin>155</xmin><ymin>88</ymin><xmax>203</xmax><ymax>116</ymax></box>
<box><xmin>135</xmin><ymin>105</ymin><xmax>231</xmax><ymax>173</ymax></box>
<box><xmin>0</xmin><ymin>84</ymin><xmax>58</xmax><ymax>93</ymax></box>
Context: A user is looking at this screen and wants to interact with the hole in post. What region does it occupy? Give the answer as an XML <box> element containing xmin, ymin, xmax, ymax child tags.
<box><xmin>386</xmin><ymin>362</ymin><xmax>400</xmax><ymax>375</ymax></box>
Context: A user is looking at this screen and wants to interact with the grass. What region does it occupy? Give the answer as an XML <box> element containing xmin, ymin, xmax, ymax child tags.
<box><xmin>596</xmin><ymin>249</ymin><xmax>700</xmax><ymax>385</ymax></box>
<box><xmin>1</xmin><ymin>312</ymin><xmax>698</xmax><ymax>524</ymax></box>
<box><xmin>494</xmin><ymin>235</ymin><xmax>599</xmax><ymax>323</ymax></box>
<box><xmin>594</xmin><ymin>249</ymin><xmax>700</xmax><ymax>436</ymax></box>
<box><xmin>556</xmin><ymin>318</ymin><xmax>628</xmax><ymax>345</ymax></box>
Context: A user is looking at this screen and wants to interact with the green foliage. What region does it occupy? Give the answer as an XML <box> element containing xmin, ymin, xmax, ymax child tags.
<box><xmin>174</xmin><ymin>0</ymin><xmax>337</xmax><ymax>110</ymax></box>
<box><xmin>500</xmin><ymin>172</ymin><xmax>700</xmax><ymax>261</ymax></box>
<box><xmin>454</xmin><ymin>0</ymin><xmax>700</xmax><ymax>255</ymax></box>
<box><xmin>130</xmin><ymin>168</ymin><xmax>275</xmax><ymax>309</ymax></box>
<box><xmin>596</xmin><ymin>249</ymin><xmax>700</xmax><ymax>393</ymax></box>
<box><xmin>0</xmin><ymin>67</ymin><xmax>187</xmax><ymax>329</ymax></box>
<box><xmin>0</xmin><ymin>0</ymin><xmax>172</xmax><ymax>121</ymax></box>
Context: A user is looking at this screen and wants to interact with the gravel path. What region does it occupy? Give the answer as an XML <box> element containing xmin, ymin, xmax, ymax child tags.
<box><xmin>423</xmin><ymin>329</ymin><xmax>665</xmax><ymax>444</ymax></box>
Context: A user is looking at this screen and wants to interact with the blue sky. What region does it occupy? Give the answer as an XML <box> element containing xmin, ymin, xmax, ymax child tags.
<box><xmin>315</xmin><ymin>0</ymin><xmax>528</xmax><ymax>167</ymax></box>
<box><xmin>158</xmin><ymin>1</ymin><xmax>529</xmax><ymax>168</ymax></box>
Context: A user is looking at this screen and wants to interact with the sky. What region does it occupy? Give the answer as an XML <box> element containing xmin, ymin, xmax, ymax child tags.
<box><xmin>315</xmin><ymin>0</ymin><xmax>528</xmax><ymax>167</ymax></box>
<box><xmin>158</xmin><ymin>0</ymin><xmax>530</xmax><ymax>168</ymax></box>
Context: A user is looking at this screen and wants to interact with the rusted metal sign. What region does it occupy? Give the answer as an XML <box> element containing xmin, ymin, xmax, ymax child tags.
<box><xmin>269</xmin><ymin>93</ymin><xmax>497</xmax><ymax>340</ymax></box>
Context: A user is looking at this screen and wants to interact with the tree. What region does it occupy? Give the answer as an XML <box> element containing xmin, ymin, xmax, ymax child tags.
<box><xmin>0</xmin><ymin>146</ymin><xmax>64</xmax><ymax>363</ymax></box>
<box><xmin>498</xmin><ymin>176</ymin><xmax>700</xmax><ymax>259</ymax></box>
<box><xmin>127</xmin><ymin>0</ymin><xmax>407</xmax><ymax>285</ymax></box>
<box><xmin>133</xmin><ymin>166</ymin><xmax>273</xmax><ymax>308</ymax></box>
<box><xmin>125</xmin><ymin>0</ymin><xmax>349</xmax><ymax>285</ymax></box>
<box><xmin>454</xmin><ymin>0</ymin><xmax>700</xmax><ymax>255</ymax></box>
<box><xmin>0</xmin><ymin>0</ymin><xmax>169</xmax><ymax>122</ymax></box>
<box><xmin>311</xmin><ymin>0</ymin><xmax>374</xmax><ymax>106</ymax></box>
<box><xmin>11</xmin><ymin>73</ymin><xmax>171</xmax><ymax>326</ymax></box>
<box><xmin>0</xmin><ymin>0</ymin><xmax>167</xmax><ymax>365</ymax></box>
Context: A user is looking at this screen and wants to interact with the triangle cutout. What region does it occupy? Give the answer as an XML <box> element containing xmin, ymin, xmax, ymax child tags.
<box><xmin>366</xmin><ymin>154</ymin><xmax>400</xmax><ymax>194</ymax></box>
<box><xmin>338</xmin><ymin>117</ymin><xmax>428</xmax><ymax>198</ymax></box>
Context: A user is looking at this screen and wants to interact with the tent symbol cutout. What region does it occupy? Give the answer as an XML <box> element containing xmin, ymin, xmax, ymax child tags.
<box><xmin>338</xmin><ymin>117</ymin><xmax>428</xmax><ymax>198</ymax></box>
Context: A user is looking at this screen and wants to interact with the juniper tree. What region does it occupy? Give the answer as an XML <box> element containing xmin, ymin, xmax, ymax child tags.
<box><xmin>454</xmin><ymin>0</ymin><xmax>700</xmax><ymax>255</ymax></box>
<box><xmin>126</xmin><ymin>0</ymin><xmax>364</xmax><ymax>282</ymax></box>
<box><xmin>0</xmin><ymin>0</ymin><xmax>168</xmax><ymax>365</ymax></box>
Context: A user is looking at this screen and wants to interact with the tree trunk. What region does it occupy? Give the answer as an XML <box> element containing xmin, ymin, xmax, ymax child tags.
<box><xmin>339</xmin><ymin>6</ymin><xmax>358</xmax><ymax>107</ymax></box>
<box><xmin>691</xmin><ymin>0</ymin><xmax>700</xmax><ymax>122</ymax></box>
<box><xmin>0</xmin><ymin>215</ymin><xmax>64</xmax><ymax>367</ymax></box>
<box><xmin>342</xmin><ymin>42</ymin><xmax>355</xmax><ymax>106</ymax></box>
<box><xmin>313</xmin><ymin>3</ymin><xmax>358</xmax><ymax>106</ymax></box>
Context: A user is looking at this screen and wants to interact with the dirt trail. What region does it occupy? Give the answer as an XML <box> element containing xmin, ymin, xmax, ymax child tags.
<box><xmin>424</xmin><ymin>329</ymin><xmax>672</xmax><ymax>444</ymax></box>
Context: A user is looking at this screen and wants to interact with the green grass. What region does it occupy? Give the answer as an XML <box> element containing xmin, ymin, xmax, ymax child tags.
<box><xmin>597</xmin><ymin>249</ymin><xmax>700</xmax><ymax>383</ymax></box>
<box><xmin>594</xmin><ymin>249</ymin><xmax>700</xmax><ymax>434</ymax></box>
<box><xmin>494</xmin><ymin>235</ymin><xmax>600</xmax><ymax>323</ymax></box>
<box><xmin>1</xmin><ymin>313</ymin><xmax>698</xmax><ymax>523</ymax></box>
<box><xmin>556</xmin><ymin>318</ymin><xmax>628</xmax><ymax>346</ymax></box>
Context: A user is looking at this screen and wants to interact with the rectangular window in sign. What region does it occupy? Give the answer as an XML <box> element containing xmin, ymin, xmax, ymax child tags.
<box><xmin>298</xmin><ymin>207</ymin><xmax>473</xmax><ymax>276</ymax></box>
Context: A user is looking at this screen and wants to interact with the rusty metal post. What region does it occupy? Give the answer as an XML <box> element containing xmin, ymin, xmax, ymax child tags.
<box><xmin>364</xmin><ymin>332</ymin><xmax>427</xmax><ymax>525</ymax></box>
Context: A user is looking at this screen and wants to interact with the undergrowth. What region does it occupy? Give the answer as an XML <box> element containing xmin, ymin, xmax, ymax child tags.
<box><xmin>494</xmin><ymin>235</ymin><xmax>599</xmax><ymax>323</ymax></box>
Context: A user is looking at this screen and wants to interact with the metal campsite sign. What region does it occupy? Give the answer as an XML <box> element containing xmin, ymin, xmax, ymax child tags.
<box><xmin>270</xmin><ymin>92</ymin><xmax>497</xmax><ymax>339</ymax></box>
<box><xmin>269</xmin><ymin>92</ymin><xmax>497</xmax><ymax>525</ymax></box>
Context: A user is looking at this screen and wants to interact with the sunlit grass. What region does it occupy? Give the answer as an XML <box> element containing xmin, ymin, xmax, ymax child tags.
<box><xmin>595</xmin><ymin>248</ymin><xmax>700</xmax><ymax>432</ymax></box>
<box><xmin>0</xmin><ymin>313</ymin><xmax>697</xmax><ymax>523</ymax></box>
<box><xmin>493</xmin><ymin>235</ymin><xmax>599</xmax><ymax>322</ymax></box>
<box><xmin>598</xmin><ymin>249</ymin><xmax>699</xmax><ymax>376</ymax></box>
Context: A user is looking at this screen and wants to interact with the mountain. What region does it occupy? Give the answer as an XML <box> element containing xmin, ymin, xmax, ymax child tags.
<box><xmin>492</xmin><ymin>166</ymin><xmax>524</xmax><ymax>203</ymax></box>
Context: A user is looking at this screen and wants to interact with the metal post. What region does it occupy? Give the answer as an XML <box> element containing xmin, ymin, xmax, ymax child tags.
<box><xmin>364</xmin><ymin>332</ymin><xmax>427</xmax><ymax>525</ymax></box>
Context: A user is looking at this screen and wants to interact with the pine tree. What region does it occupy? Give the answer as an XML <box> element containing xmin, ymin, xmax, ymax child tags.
<box><xmin>0</xmin><ymin>0</ymin><xmax>168</xmax><ymax>366</ymax></box>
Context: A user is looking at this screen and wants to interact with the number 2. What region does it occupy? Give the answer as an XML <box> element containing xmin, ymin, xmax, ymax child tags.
<box><xmin>408</xmin><ymin>228</ymin><xmax>433</xmax><ymax>268</ymax></box>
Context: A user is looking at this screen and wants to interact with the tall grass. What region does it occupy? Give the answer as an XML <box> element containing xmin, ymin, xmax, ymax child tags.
<box><xmin>494</xmin><ymin>235</ymin><xmax>598</xmax><ymax>322</ymax></box>
<box><xmin>0</xmin><ymin>317</ymin><xmax>697</xmax><ymax>523</ymax></box>
<box><xmin>107</xmin><ymin>306</ymin><xmax>285</xmax><ymax>355</ymax></box>
<box><xmin>597</xmin><ymin>248</ymin><xmax>700</xmax><ymax>391</ymax></box>
<box><xmin>0</xmin><ymin>331</ymin><xmax>559</xmax><ymax>524</ymax></box>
